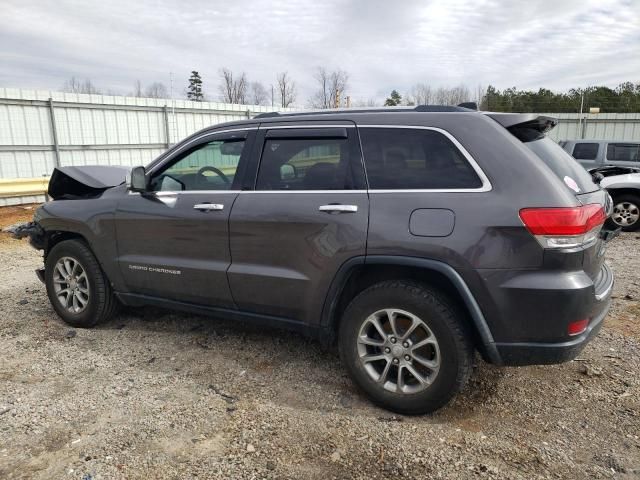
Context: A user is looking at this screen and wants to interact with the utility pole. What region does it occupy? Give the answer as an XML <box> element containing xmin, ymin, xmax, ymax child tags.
<box><xmin>335</xmin><ymin>88</ymin><xmax>340</xmax><ymax>108</ymax></box>
<box><xmin>578</xmin><ymin>93</ymin><xmax>584</xmax><ymax>139</ymax></box>
<box><xmin>346</xmin><ymin>95</ymin><xmax>351</xmax><ymax>108</ymax></box>
<box><xmin>271</xmin><ymin>84</ymin><xmax>274</xmax><ymax>108</ymax></box>
<box><xmin>169</xmin><ymin>71</ymin><xmax>175</xmax><ymax>145</ymax></box>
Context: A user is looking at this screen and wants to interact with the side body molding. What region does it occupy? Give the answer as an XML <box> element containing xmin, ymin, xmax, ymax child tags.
<box><xmin>320</xmin><ymin>255</ymin><xmax>502</xmax><ymax>365</ymax></box>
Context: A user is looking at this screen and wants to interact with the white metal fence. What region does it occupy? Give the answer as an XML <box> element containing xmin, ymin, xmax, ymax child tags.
<box><xmin>2</xmin><ymin>87</ymin><xmax>640</xmax><ymax>206</ymax></box>
<box><xmin>0</xmin><ymin>88</ymin><xmax>293</xmax><ymax>205</ymax></box>
<box><xmin>544</xmin><ymin>112</ymin><xmax>640</xmax><ymax>142</ymax></box>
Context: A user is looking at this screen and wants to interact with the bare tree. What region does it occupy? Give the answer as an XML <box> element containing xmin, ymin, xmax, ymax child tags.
<box><xmin>62</xmin><ymin>77</ymin><xmax>101</xmax><ymax>94</ymax></box>
<box><xmin>475</xmin><ymin>84</ymin><xmax>487</xmax><ymax>109</ymax></box>
<box><xmin>352</xmin><ymin>98</ymin><xmax>379</xmax><ymax>107</ymax></box>
<box><xmin>219</xmin><ymin>68</ymin><xmax>248</xmax><ymax>104</ymax></box>
<box><xmin>276</xmin><ymin>72</ymin><xmax>296</xmax><ymax>108</ymax></box>
<box><xmin>132</xmin><ymin>80</ymin><xmax>143</xmax><ymax>97</ymax></box>
<box><xmin>406</xmin><ymin>83</ymin><xmax>433</xmax><ymax>106</ymax></box>
<box><xmin>310</xmin><ymin>67</ymin><xmax>348</xmax><ymax>108</ymax></box>
<box><xmin>144</xmin><ymin>82</ymin><xmax>168</xmax><ymax>98</ymax></box>
<box><xmin>249</xmin><ymin>81</ymin><xmax>269</xmax><ymax>105</ymax></box>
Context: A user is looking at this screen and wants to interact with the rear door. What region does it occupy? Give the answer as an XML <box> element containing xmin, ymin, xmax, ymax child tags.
<box><xmin>227</xmin><ymin>121</ymin><xmax>368</xmax><ymax>325</ymax></box>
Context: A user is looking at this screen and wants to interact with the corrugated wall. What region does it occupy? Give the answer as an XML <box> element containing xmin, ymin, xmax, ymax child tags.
<box><xmin>544</xmin><ymin>113</ymin><xmax>640</xmax><ymax>142</ymax></box>
<box><xmin>2</xmin><ymin>88</ymin><xmax>640</xmax><ymax>206</ymax></box>
<box><xmin>0</xmin><ymin>88</ymin><xmax>293</xmax><ymax>205</ymax></box>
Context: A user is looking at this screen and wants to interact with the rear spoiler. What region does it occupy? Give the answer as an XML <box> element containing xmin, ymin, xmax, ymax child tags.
<box><xmin>485</xmin><ymin>113</ymin><xmax>558</xmax><ymax>141</ymax></box>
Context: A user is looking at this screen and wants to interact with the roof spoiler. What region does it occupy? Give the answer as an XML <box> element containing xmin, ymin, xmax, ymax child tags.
<box><xmin>486</xmin><ymin>113</ymin><xmax>558</xmax><ymax>133</ymax></box>
<box><xmin>457</xmin><ymin>102</ymin><xmax>478</xmax><ymax>110</ymax></box>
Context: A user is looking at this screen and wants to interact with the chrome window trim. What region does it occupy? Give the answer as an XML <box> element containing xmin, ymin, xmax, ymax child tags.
<box><xmin>147</xmin><ymin>127</ymin><xmax>258</xmax><ymax>175</ymax></box>
<box><xmin>128</xmin><ymin>190</ymin><xmax>241</xmax><ymax>196</ymax></box>
<box><xmin>239</xmin><ymin>190</ymin><xmax>367</xmax><ymax>194</ymax></box>
<box><xmin>356</xmin><ymin>124</ymin><xmax>492</xmax><ymax>193</ymax></box>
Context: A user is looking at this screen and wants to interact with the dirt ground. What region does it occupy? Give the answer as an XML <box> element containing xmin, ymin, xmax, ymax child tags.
<box><xmin>0</xmin><ymin>206</ymin><xmax>638</xmax><ymax>479</ymax></box>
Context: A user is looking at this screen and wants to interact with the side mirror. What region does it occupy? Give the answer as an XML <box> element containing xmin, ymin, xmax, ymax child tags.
<box><xmin>126</xmin><ymin>166</ymin><xmax>147</xmax><ymax>192</ymax></box>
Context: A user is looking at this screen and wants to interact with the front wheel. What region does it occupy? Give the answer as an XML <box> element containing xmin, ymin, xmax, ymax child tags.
<box><xmin>608</xmin><ymin>194</ymin><xmax>640</xmax><ymax>232</ymax></box>
<box><xmin>339</xmin><ymin>281</ymin><xmax>473</xmax><ymax>415</ymax></box>
<box><xmin>45</xmin><ymin>239</ymin><xmax>118</xmax><ymax>327</ymax></box>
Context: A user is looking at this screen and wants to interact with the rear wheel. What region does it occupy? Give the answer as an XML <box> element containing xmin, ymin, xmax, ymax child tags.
<box><xmin>45</xmin><ymin>239</ymin><xmax>118</xmax><ymax>327</ymax></box>
<box><xmin>339</xmin><ymin>281</ymin><xmax>473</xmax><ymax>414</ymax></box>
<box><xmin>609</xmin><ymin>194</ymin><xmax>640</xmax><ymax>231</ymax></box>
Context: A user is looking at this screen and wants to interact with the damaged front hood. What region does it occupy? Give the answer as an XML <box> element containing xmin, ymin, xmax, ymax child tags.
<box><xmin>48</xmin><ymin>165</ymin><xmax>130</xmax><ymax>200</ymax></box>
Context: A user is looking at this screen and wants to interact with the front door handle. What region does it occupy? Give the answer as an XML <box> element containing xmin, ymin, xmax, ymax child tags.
<box><xmin>193</xmin><ymin>203</ymin><xmax>224</xmax><ymax>211</ymax></box>
<box><xmin>318</xmin><ymin>204</ymin><xmax>358</xmax><ymax>213</ymax></box>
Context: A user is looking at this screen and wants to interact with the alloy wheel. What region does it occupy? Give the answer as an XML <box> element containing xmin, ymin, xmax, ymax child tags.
<box><xmin>356</xmin><ymin>308</ymin><xmax>440</xmax><ymax>394</ymax></box>
<box><xmin>52</xmin><ymin>256</ymin><xmax>90</xmax><ymax>313</ymax></box>
<box><xmin>612</xmin><ymin>201</ymin><xmax>640</xmax><ymax>227</ymax></box>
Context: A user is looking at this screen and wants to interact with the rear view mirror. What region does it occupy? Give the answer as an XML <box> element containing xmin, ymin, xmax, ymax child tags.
<box><xmin>127</xmin><ymin>166</ymin><xmax>147</xmax><ymax>192</ymax></box>
<box><xmin>280</xmin><ymin>164</ymin><xmax>297</xmax><ymax>180</ymax></box>
<box><xmin>220</xmin><ymin>141</ymin><xmax>244</xmax><ymax>156</ymax></box>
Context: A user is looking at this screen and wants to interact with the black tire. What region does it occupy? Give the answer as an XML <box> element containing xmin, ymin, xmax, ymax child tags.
<box><xmin>608</xmin><ymin>194</ymin><xmax>640</xmax><ymax>232</ymax></box>
<box><xmin>339</xmin><ymin>280</ymin><xmax>473</xmax><ymax>415</ymax></box>
<box><xmin>45</xmin><ymin>239</ymin><xmax>118</xmax><ymax>328</ymax></box>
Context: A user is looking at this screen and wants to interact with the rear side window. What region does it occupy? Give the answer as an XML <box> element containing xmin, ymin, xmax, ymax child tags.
<box><xmin>607</xmin><ymin>143</ymin><xmax>640</xmax><ymax>162</ymax></box>
<box><xmin>256</xmin><ymin>137</ymin><xmax>353</xmax><ymax>190</ymax></box>
<box><xmin>358</xmin><ymin>128</ymin><xmax>482</xmax><ymax>189</ymax></box>
<box><xmin>572</xmin><ymin>142</ymin><xmax>599</xmax><ymax>160</ymax></box>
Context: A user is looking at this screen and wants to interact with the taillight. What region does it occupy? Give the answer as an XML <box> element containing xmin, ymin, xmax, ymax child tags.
<box><xmin>519</xmin><ymin>204</ymin><xmax>606</xmax><ymax>249</ymax></box>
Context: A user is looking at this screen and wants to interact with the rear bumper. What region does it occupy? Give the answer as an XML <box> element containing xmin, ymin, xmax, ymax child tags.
<box><xmin>478</xmin><ymin>262</ymin><xmax>613</xmax><ymax>366</ymax></box>
<box><xmin>495</xmin><ymin>297</ymin><xmax>609</xmax><ymax>365</ymax></box>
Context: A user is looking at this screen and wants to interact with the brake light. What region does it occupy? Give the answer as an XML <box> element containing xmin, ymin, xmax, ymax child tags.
<box><xmin>519</xmin><ymin>204</ymin><xmax>606</xmax><ymax>249</ymax></box>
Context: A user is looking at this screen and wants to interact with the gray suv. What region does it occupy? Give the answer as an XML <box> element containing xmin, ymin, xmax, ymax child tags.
<box><xmin>561</xmin><ymin>139</ymin><xmax>640</xmax><ymax>169</ymax></box>
<box><xmin>17</xmin><ymin>107</ymin><xmax>615</xmax><ymax>414</ymax></box>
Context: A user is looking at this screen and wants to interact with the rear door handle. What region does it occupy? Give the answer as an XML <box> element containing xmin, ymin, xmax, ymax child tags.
<box><xmin>318</xmin><ymin>204</ymin><xmax>358</xmax><ymax>213</ymax></box>
<box><xmin>193</xmin><ymin>203</ymin><xmax>224</xmax><ymax>211</ymax></box>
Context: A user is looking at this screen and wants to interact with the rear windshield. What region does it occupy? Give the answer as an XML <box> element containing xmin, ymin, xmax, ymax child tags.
<box><xmin>524</xmin><ymin>137</ymin><xmax>598</xmax><ymax>194</ymax></box>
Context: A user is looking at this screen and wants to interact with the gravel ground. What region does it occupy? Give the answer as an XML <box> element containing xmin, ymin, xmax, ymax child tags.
<box><xmin>0</xmin><ymin>216</ymin><xmax>639</xmax><ymax>479</ymax></box>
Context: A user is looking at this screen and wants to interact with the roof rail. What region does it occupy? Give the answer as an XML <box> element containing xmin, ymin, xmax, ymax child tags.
<box><xmin>254</xmin><ymin>104</ymin><xmax>476</xmax><ymax>119</ymax></box>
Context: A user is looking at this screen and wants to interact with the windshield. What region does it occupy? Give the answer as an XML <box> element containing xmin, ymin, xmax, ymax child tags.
<box><xmin>524</xmin><ymin>137</ymin><xmax>599</xmax><ymax>194</ymax></box>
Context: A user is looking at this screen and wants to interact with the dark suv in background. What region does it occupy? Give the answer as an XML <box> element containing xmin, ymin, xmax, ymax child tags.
<box><xmin>18</xmin><ymin>106</ymin><xmax>615</xmax><ymax>414</ymax></box>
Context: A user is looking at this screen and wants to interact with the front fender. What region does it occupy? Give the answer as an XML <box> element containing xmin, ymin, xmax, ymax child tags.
<box><xmin>35</xmin><ymin>198</ymin><xmax>125</xmax><ymax>291</ymax></box>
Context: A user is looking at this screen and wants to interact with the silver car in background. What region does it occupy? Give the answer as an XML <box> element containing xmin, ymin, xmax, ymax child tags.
<box><xmin>561</xmin><ymin>140</ymin><xmax>640</xmax><ymax>169</ymax></box>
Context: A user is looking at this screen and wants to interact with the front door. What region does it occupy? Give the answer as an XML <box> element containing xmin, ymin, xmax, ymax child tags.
<box><xmin>228</xmin><ymin>123</ymin><xmax>369</xmax><ymax>324</ymax></box>
<box><xmin>115</xmin><ymin>128</ymin><xmax>255</xmax><ymax>307</ymax></box>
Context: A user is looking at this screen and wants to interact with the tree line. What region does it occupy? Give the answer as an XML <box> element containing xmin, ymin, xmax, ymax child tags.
<box><xmin>60</xmin><ymin>73</ymin><xmax>640</xmax><ymax>113</ymax></box>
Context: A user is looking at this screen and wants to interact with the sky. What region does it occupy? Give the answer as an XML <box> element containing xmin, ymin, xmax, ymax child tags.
<box><xmin>1</xmin><ymin>0</ymin><xmax>639</xmax><ymax>105</ymax></box>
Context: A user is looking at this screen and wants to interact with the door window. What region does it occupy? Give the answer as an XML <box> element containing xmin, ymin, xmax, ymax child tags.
<box><xmin>606</xmin><ymin>143</ymin><xmax>640</xmax><ymax>162</ymax></box>
<box><xmin>256</xmin><ymin>137</ymin><xmax>353</xmax><ymax>190</ymax></box>
<box><xmin>359</xmin><ymin>128</ymin><xmax>482</xmax><ymax>189</ymax></box>
<box><xmin>150</xmin><ymin>139</ymin><xmax>246</xmax><ymax>191</ymax></box>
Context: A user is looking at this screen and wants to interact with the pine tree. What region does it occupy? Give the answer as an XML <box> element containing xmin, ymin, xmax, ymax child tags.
<box><xmin>187</xmin><ymin>71</ymin><xmax>204</xmax><ymax>101</ymax></box>
<box><xmin>384</xmin><ymin>90</ymin><xmax>402</xmax><ymax>106</ymax></box>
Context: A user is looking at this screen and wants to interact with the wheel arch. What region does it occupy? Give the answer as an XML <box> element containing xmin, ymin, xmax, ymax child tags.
<box><xmin>44</xmin><ymin>230</ymin><xmax>89</xmax><ymax>258</ymax></box>
<box><xmin>321</xmin><ymin>255</ymin><xmax>502</xmax><ymax>365</ymax></box>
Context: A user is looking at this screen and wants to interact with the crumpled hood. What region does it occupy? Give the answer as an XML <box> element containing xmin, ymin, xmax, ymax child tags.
<box><xmin>48</xmin><ymin>165</ymin><xmax>131</xmax><ymax>200</ymax></box>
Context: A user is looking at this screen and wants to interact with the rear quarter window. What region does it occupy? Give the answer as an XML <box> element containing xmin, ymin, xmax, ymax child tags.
<box><xmin>358</xmin><ymin>127</ymin><xmax>483</xmax><ymax>190</ymax></box>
